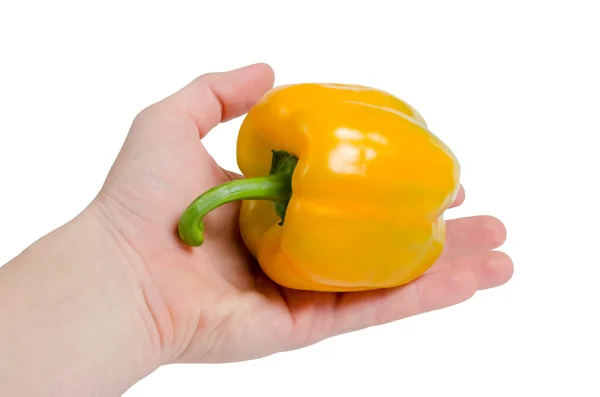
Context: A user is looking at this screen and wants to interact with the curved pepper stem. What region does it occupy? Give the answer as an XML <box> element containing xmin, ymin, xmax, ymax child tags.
<box><xmin>178</xmin><ymin>150</ymin><xmax>298</xmax><ymax>247</ymax></box>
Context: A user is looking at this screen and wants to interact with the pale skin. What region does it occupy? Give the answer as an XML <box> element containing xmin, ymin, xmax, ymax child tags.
<box><xmin>0</xmin><ymin>63</ymin><xmax>513</xmax><ymax>396</ymax></box>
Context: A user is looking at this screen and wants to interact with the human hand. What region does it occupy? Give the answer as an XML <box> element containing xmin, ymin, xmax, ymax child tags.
<box><xmin>90</xmin><ymin>63</ymin><xmax>513</xmax><ymax>365</ymax></box>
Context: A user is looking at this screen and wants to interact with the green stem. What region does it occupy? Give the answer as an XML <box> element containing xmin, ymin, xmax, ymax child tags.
<box><xmin>178</xmin><ymin>150</ymin><xmax>298</xmax><ymax>247</ymax></box>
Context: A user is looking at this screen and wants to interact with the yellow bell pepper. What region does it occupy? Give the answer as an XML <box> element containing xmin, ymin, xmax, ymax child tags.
<box><xmin>178</xmin><ymin>83</ymin><xmax>461</xmax><ymax>292</ymax></box>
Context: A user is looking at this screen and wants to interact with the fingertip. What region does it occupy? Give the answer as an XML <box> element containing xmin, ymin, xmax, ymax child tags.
<box><xmin>229</xmin><ymin>61</ymin><xmax>273</xmax><ymax>73</ymax></box>
<box><xmin>220</xmin><ymin>62</ymin><xmax>275</xmax><ymax>86</ymax></box>
<box><xmin>484</xmin><ymin>250</ymin><xmax>514</xmax><ymax>289</ymax></box>
<box><xmin>246</xmin><ymin>62</ymin><xmax>275</xmax><ymax>84</ymax></box>
<box><xmin>220</xmin><ymin>167</ymin><xmax>244</xmax><ymax>181</ymax></box>
<box><xmin>450</xmin><ymin>184</ymin><xmax>466</xmax><ymax>208</ymax></box>
<box><xmin>481</xmin><ymin>215</ymin><xmax>508</xmax><ymax>248</ymax></box>
<box><xmin>209</xmin><ymin>63</ymin><xmax>276</xmax><ymax>123</ymax></box>
<box><xmin>142</xmin><ymin>63</ymin><xmax>277</xmax><ymax>137</ymax></box>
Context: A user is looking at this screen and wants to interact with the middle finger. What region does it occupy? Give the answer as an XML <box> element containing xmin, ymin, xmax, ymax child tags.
<box><xmin>442</xmin><ymin>215</ymin><xmax>507</xmax><ymax>258</ymax></box>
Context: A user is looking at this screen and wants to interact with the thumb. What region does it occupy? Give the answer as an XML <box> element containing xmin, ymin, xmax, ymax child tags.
<box><xmin>100</xmin><ymin>63</ymin><xmax>275</xmax><ymax>212</ymax></box>
<box><xmin>131</xmin><ymin>63</ymin><xmax>276</xmax><ymax>139</ymax></box>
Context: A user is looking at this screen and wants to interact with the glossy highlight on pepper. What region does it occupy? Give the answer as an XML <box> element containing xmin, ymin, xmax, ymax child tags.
<box><xmin>178</xmin><ymin>83</ymin><xmax>461</xmax><ymax>292</ymax></box>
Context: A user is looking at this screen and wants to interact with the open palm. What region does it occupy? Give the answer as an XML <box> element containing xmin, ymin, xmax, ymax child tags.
<box><xmin>92</xmin><ymin>63</ymin><xmax>513</xmax><ymax>365</ymax></box>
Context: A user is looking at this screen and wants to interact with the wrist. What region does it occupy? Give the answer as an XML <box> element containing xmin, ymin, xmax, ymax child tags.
<box><xmin>0</xmin><ymin>206</ymin><xmax>162</xmax><ymax>396</ymax></box>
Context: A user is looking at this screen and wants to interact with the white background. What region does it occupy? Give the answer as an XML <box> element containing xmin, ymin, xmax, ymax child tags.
<box><xmin>1</xmin><ymin>1</ymin><xmax>598</xmax><ymax>396</ymax></box>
